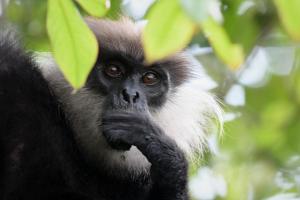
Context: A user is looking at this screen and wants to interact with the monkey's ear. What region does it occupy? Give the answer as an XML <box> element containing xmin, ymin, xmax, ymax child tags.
<box><xmin>0</xmin><ymin>22</ymin><xmax>27</xmax><ymax>64</ymax></box>
<box><xmin>0</xmin><ymin>21</ymin><xmax>22</xmax><ymax>49</ymax></box>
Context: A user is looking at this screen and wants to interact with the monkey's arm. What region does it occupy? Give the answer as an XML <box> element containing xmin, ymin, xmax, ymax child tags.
<box><xmin>102</xmin><ymin>112</ymin><xmax>189</xmax><ymax>200</ymax></box>
<box><xmin>0</xmin><ymin>39</ymin><xmax>94</xmax><ymax>200</ymax></box>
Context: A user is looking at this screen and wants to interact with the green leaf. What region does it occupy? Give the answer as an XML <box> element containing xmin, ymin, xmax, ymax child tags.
<box><xmin>142</xmin><ymin>0</ymin><xmax>196</xmax><ymax>63</ymax></box>
<box><xmin>221</xmin><ymin>0</ymin><xmax>259</xmax><ymax>55</ymax></box>
<box><xmin>273</xmin><ymin>0</ymin><xmax>300</xmax><ymax>41</ymax></box>
<box><xmin>202</xmin><ymin>17</ymin><xmax>244</xmax><ymax>70</ymax></box>
<box><xmin>76</xmin><ymin>0</ymin><xmax>110</xmax><ymax>17</ymax></box>
<box><xmin>47</xmin><ymin>0</ymin><xmax>98</xmax><ymax>89</ymax></box>
<box><xmin>180</xmin><ymin>0</ymin><xmax>211</xmax><ymax>22</ymax></box>
<box><xmin>106</xmin><ymin>0</ymin><xmax>122</xmax><ymax>19</ymax></box>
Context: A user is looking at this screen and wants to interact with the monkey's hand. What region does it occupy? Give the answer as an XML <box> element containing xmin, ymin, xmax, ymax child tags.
<box><xmin>102</xmin><ymin>111</ymin><xmax>189</xmax><ymax>200</ymax></box>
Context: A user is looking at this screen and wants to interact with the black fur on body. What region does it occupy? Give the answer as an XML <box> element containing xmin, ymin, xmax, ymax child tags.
<box><xmin>0</xmin><ymin>18</ymin><xmax>221</xmax><ymax>200</ymax></box>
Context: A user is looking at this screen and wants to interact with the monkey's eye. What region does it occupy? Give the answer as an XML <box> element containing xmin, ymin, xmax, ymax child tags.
<box><xmin>104</xmin><ymin>64</ymin><xmax>123</xmax><ymax>78</ymax></box>
<box><xmin>142</xmin><ymin>72</ymin><xmax>160</xmax><ymax>86</ymax></box>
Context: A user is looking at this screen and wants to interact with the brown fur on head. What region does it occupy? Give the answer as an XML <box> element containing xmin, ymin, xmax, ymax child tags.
<box><xmin>86</xmin><ymin>17</ymin><xmax>143</xmax><ymax>61</ymax></box>
<box><xmin>85</xmin><ymin>17</ymin><xmax>190</xmax><ymax>86</ymax></box>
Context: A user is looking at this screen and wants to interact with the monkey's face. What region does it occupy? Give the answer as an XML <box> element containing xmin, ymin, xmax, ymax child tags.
<box><xmin>83</xmin><ymin>46</ymin><xmax>190</xmax><ymax>154</ymax></box>
<box><xmin>84</xmin><ymin>18</ymin><xmax>189</xmax><ymax>114</ymax></box>
<box><xmin>86</xmin><ymin>55</ymin><xmax>181</xmax><ymax>112</ymax></box>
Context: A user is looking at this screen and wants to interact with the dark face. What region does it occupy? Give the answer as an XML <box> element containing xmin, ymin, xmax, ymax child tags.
<box><xmin>87</xmin><ymin>50</ymin><xmax>171</xmax><ymax>111</ymax></box>
<box><xmin>85</xmin><ymin>19</ymin><xmax>189</xmax><ymax>112</ymax></box>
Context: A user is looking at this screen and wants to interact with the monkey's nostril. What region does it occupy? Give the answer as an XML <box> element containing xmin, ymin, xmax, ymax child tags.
<box><xmin>122</xmin><ymin>89</ymin><xmax>139</xmax><ymax>104</ymax></box>
<box><xmin>133</xmin><ymin>92</ymin><xmax>139</xmax><ymax>103</ymax></box>
<box><xmin>122</xmin><ymin>89</ymin><xmax>130</xmax><ymax>103</ymax></box>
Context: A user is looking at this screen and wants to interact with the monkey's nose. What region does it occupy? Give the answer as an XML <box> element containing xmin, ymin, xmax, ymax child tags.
<box><xmin>122</xmin><ymin>88</ymin><xmax>140</xmax><ymax>104</ymax></box>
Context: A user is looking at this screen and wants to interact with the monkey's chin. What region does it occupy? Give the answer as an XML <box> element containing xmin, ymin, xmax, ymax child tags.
<box><xmin>102</xmin><ymin>131</ymin><xmax>132</xmax><ymax>151</ymax></box>
<box><xmin>98</xmin><ymin>145</ymin><xmax>151</xmax><ymax>176</ymax></box>
<box><xmin>76</xmin><ymin>132</ymin><xmax>151</xmax><ymax>174</ymax></box>
<box><xmin>107</xmin><ymin>142</ymin><xmax>132</xmax><ymax>151</ymax></box>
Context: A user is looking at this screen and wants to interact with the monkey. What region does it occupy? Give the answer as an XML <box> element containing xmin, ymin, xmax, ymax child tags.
<box><xmin>0</xmin><ymin>18</ymin><xmax>222</xmax><ymax>200</ymax></box>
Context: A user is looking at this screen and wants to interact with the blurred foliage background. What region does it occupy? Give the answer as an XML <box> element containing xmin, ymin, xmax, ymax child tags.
<box><xmin>1</xmin><ymin>0</ymin><xmax>300</xmax><ymax>199</ymax></box>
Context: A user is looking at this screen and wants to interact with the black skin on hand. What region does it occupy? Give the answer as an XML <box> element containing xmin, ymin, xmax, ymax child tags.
<box><xmin>102</xmin><ymin>111</ymin><xmax>189</xmax><ymax>200</ymax></box>
<box><xmin>102</xmin><ymin>111</ymin><xmax>156</xmax><ymax>151</ymax></box>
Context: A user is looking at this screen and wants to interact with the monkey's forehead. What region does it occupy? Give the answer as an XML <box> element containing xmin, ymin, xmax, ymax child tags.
<box><xmin>85</xmin><ymin>17</ymin><xmax>192</xmax><ymax>86</ymax></box>
<box><xmin>86</xmin><ymin>17</ymin><xmax>143</xmax><ymax>59</ymax></box>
